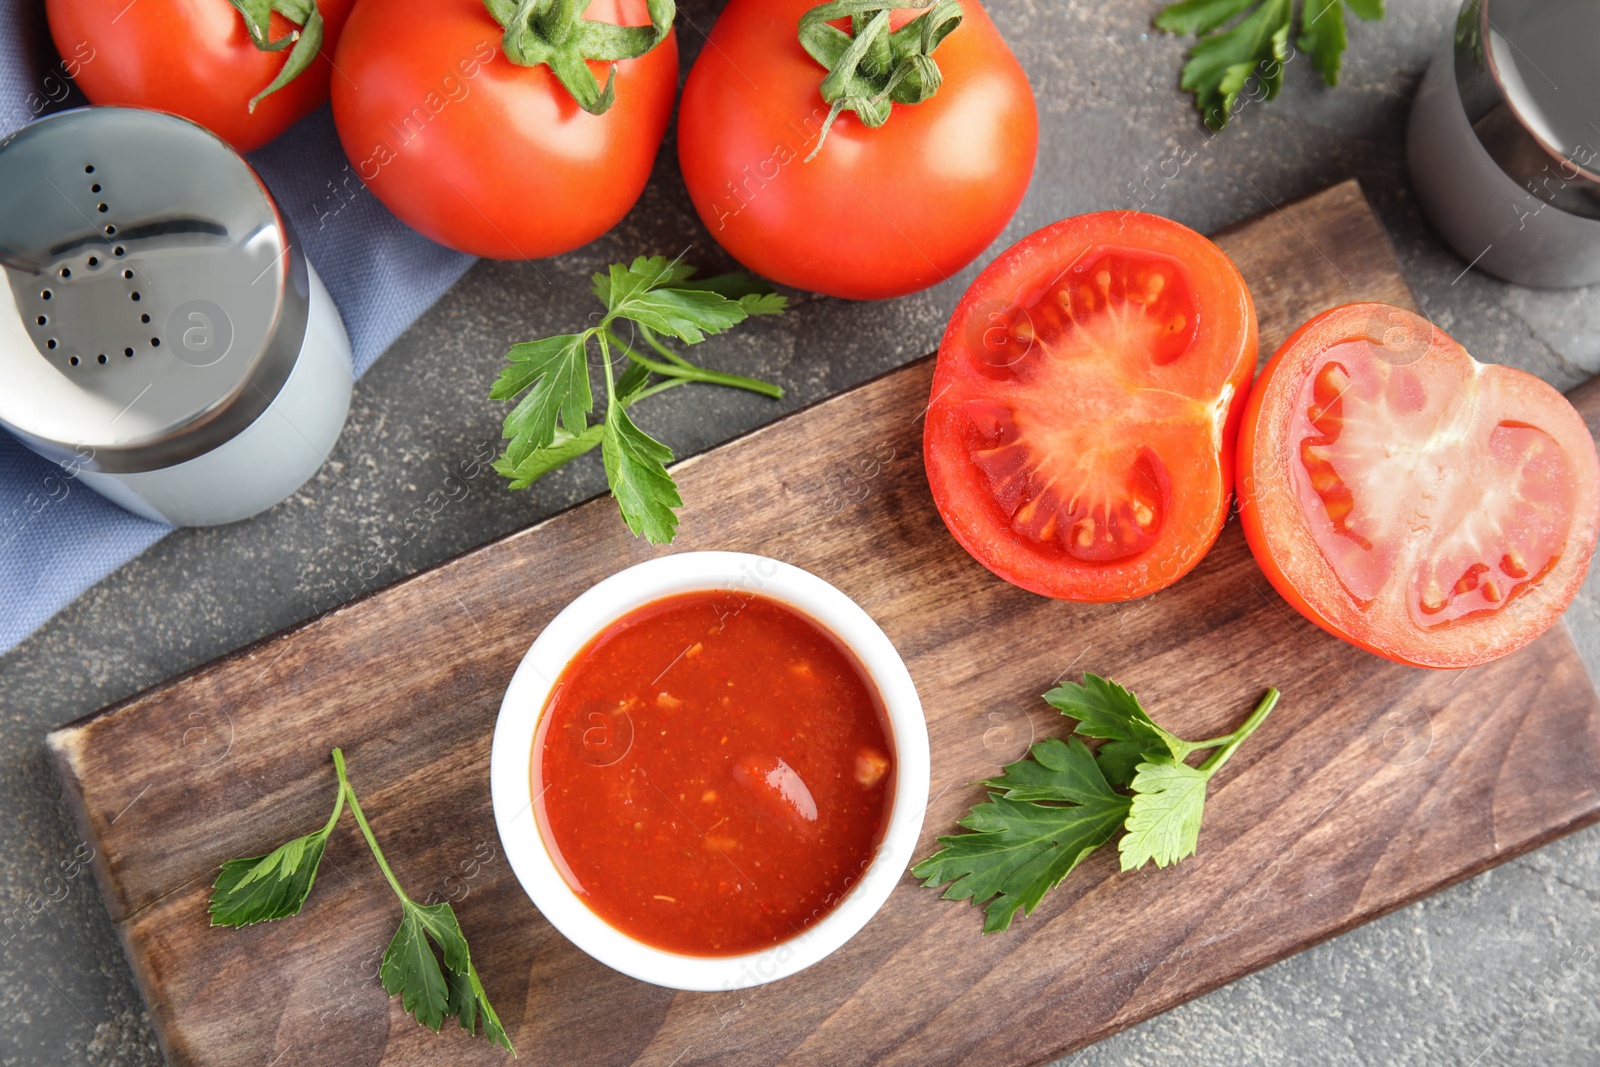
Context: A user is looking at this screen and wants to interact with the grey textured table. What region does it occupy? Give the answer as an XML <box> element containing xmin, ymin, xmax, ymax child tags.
<box><xmin>4</xmin><ymin>0</ymin><xmax>1599</xmax><ymax>1064</ymax></box>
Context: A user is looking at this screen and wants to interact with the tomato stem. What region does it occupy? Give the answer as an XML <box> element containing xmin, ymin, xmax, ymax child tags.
<box><xmin>798</xmin><ymin>0</ymin><xmax>964</xmax><ymax>160</ymax></box>
<box><xmin>227</xmin><ymin>0</ymin><xmax>327</xmax><ymax>112</ymax></box>
<box><xmin>483</xmin><ymin>0</ymin><xmax>676</xmax><ymax>115</ymax></box>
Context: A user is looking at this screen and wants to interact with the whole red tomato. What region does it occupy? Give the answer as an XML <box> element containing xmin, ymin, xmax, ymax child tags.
<box><xmin>330</xmin><ymin>0</ymin><xmax>678</xmax><ymax>259</ymax></box>
<box><xmin>1238</xmin><ymin>303</ymin><xmax>1600</xmax><ymax>668</ymax></box>
<box><xmin>46</xmin><ymin>0</ymin><xmax>355</xmax><ymax>153</ymax></box>
<box><xmin>677</xmin><ymin>0</ymin><xmax>1037</xmax><ymax>301</ymax></box>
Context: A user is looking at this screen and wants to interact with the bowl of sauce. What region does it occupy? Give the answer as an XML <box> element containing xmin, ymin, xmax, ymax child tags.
<box><xmin>490</xmin><ymin>552</ymin><xmax>929</xmax><ymax>989</ymax></box>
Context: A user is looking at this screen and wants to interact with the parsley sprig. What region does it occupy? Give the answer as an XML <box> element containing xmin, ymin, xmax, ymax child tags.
<box><xmin>913</xmin><ymin>675</ymin><xmax>1279</xmax><ymax>932</ymax></box>
<box><xmin>1155</xmin><ymin>0</ymin><xmax>1384</xmax><ymax>130</ymax></box>
<box><xmin>490</xmin><ymin>257</ymin><xmax>785</xmax><ymax>544</ymax></box>
<box><xmin>210</xmin><ymin>749</ymin><xmax>512</xmax><ymax>1053</ymax></box>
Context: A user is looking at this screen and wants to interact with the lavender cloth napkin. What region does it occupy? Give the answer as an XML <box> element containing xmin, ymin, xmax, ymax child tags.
<box><xmin>0</xmin><ymin>4</ymin><xmax>476</xmax><ymax>654</ymax></box>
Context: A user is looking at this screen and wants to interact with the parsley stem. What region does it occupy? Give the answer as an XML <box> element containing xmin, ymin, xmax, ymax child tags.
<box><xmin>331</xmin><ymin>747</ymin><xmax>410</xmax><ymax>905</ymax></box>
<box><xmin>1198</xmin><ymin>688</ymin><xmax>1279</xmax><ymax>777</ymax></box>
<box><xmin>638</xmin><ymin>325</ymin><xmax>697</xmax><ymax>371</ymax></box>
<box><xmin>599</xmin><ymin>329</ymin><xmax>617</xmax><ymax>405</ymax></box>
<box><xmin>321</xmin><ymin>765</ymin><xmax>348</xmax><ymax>836</ymax></box>
<box><xmin>604</xmin><ymin>328</ymin><xmax>784</xmax><ymax>399</ymax></box>
<box><xmin>626</xmin><ymin>377</ymin><xmax>691</xmax><ymax>403</ymax></box>
<box><xmin>643</xmin><ymin>354</ymin><xmax>785</xmax><ymax>398</ymax></box>
<box><xmin>1184</xmin><ymin>735</ymin><xmax>1241</xmax><ymax>752</ymax></box>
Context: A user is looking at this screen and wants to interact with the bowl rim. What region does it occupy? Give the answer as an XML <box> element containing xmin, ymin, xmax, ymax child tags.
<box><xmin>489</xmin><ymin>550</ymin><xmax>930</xmax><ymax>991</ymax></box>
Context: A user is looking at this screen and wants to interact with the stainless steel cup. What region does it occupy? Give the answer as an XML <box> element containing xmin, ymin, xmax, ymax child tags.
<box><xmin>0</xmin><ymin>106</ymin><xmax>353</xmax><ymax>526</ymax></box>
<box><xmin>1408</xmin><ymin>0</ymin><xmax>1600</xmax><ymax>288</ymax></box>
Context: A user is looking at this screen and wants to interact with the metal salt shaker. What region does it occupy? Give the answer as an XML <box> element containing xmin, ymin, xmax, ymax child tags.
<box><xmin>0</xmin><ymin>106</ymin><xmax>352</xmax><ymax>526</ymax></box>
<box><xmin>1408</xmin><ymin>0</ymin><xmax>1600</xmax><ymax>288</ymax></box>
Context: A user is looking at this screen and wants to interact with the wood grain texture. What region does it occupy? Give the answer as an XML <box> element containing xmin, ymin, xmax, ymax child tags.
<box><xmin>47</xmin><ymin>181</ymin><xmax>1600</xmax><ymax>1067</ymax></box>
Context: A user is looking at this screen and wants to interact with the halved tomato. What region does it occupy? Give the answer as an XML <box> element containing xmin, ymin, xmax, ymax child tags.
<box><xmin>1237</xmin><ymin>303</ymin><xmax>1600</xmax><ymax>668</ymax></box>
<box><xmin>924</xmin><ymin>212</ymin><xmax>1258</xmax><ymax>602</ymax></box>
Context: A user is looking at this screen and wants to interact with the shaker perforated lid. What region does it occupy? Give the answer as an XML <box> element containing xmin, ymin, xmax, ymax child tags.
<box><xmin>0</xmin><ymin>106</ymin><xmax>309</xmax><ymax>474</ymax></box>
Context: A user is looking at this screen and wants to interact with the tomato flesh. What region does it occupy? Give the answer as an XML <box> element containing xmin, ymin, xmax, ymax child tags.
<box><xmin>1238</xmin><ymin>303</ymin><xmax>1600</xmax><ymax>668</ymax></box>
<box><xmin>964</xmin><ymin>250</ymin><xmax>1203</xmax><ymax>563</ymax></box>
<box><xmin>926</xmin><ymin>212</ymin><xmax>1257</xmax><ymax>602</ymax></box>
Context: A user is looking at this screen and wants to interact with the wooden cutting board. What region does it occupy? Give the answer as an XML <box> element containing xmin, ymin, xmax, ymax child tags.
<box><xmin>48</xmin><ymin>180</ymin><xmax>1600</xmax><ymax>1067</ymax></box>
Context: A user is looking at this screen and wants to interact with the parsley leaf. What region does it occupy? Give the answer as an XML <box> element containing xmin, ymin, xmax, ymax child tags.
<box><xmin>591</xmin><ymin>255</ymin><xmax>696</xmax><ymax>306</ymax></box>
<box><xmin>445</xmin><ymin>946</ymin><xmax>508</xmax><ymax>1047</ymax></box>
<box><xmin>495</xmin><ymin>333</ymin><xmax>592</xmax><ymax>458</ymax></box>
<box><xmin>209</xmin><ymin>749</ymin><xmax>514</xmax><ymax>1053</ymax></box>
<box><xmin>209</xmin><ymin>775</ymin><xmax>344</xmax><ymax>927</ymax></box>
<box><xmin>494</xmin><ymin>424</ymin><xmax>606</xmax><ymax>490</ymax></box>
<box><xmin>911</xmin><ymin>738</ymin><xmax>1131</xmax><ymax>933</ymax></box>
<box><xmin>492</xmin><ymin>257</ymin><xmax>785</xmax><ymax>542</ymax></box>
<box><xmin>208</xmin><ymin>828</ymin><xmax>332</xmax><ymax>927</ymax></box>
<box><xmin>597</xmin><ymin>257</ymin><xmax>748</xmax><ymax>343</ymax></box>
<box><xmin>1296</xmin><ymin>0</ymin><xmax>1346</xmax><ymax>84</ymax></box>
<box><xmin>1298</xmin><ymin>0</ymin><xmax>1385</xmax><ymax>85</ymax></box>
<box><xmin>1178</xmin><ymin>0</ymin><xmax>1291</xmax><ymax>129</ymax></box>
<box><xmin>674</xmin><ymin>271</ymin><xmax>791</xmax><ymax>317</ymax></box>
<box><xmin>1156</xmin><ymin>0</ymin><xmax>1383</xmax><ymax>129</ymax></box>
<box><xmin>736</xmin><ymin>292</ymin><xmax>789</xmax><ymax>317</ymax></box>
<box><xmin>381</xmin><ymin>899</ymin><xmax>510</xmax><ymax>1048</ymax></box>
<box><xmin>1118</xmin><ymin>757</ymin><xmax>1210</xmax><ymax>869</ymax></box>
<box><xmin>1118</xmin><ymin>688</ymin><xmax>1280</xmax><ymax>870</ymax></box>
<box><xmin>918</xmin><ymin>680</ymin><xmax>1280</xmax><ymax>930</ymax></box>
<box><xmin>1154</xmin><ymin>0</ymin><xmax>1256</xmax><ymax>35</ymax></box>
<box><xmin>611</xmin><ymin>284</ymin><xmax>748</xmax><ymax>344</ymax></box>
<box><xmin>981</xmin><ymin>737</ymin><xmax>1125</xmax><ymax>805</ymax></box>
<box><xmin>383</xmin><ymin>903</ymin><xmax>451</xmax><ymax>1031</ymax></box>
<box><xmin>603</xmin><ymin>401</ymin><xmax>682</xmax><ymax>543</ymax></box>
<box><xmin>1044</xmin><ymin>672</ymin><xmax>1186</xmax><ymax>785</ymax></box>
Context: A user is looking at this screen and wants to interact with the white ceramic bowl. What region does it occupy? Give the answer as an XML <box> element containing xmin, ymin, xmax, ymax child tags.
<box><xmin>490</xmin><ymin>551</ymin><xmax>929</xmax><ymax>991</ymax></box>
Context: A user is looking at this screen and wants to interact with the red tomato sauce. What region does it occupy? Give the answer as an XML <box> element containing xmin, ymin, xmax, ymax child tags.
<box><xmin>533</xmin><ymin>591</ymin><xmax>895</xmax><ymax>956</ymax></box>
